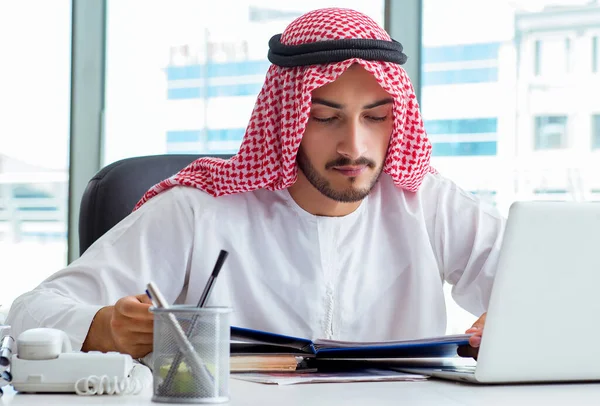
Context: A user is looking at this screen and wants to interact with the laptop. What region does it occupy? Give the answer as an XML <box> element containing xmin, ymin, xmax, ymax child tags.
<box><xmin>401</xmin><ymin>201</ymin><xmax>600</xmax><ymax>384</ymax></box>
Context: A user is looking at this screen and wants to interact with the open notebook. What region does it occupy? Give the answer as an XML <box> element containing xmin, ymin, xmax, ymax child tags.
<box><xmin>139</xmin><ymin>327</ymin><xmax>472</xmax><ymax>374</ymax></box>
<box><xmin>231</xmin><ymin>326</ymin><xmax>471</xmax><ymax>359</ymax></box>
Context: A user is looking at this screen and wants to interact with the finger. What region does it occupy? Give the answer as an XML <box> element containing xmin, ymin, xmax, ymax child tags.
<box><xmin>130</xmin><ymin>332</ymin><xmax>154</xmax><ymax>346</ymax></box>
<box><xmin>468</xmin><ymin>334</ymin><xmax>482</xmax><ymax>348</ymax></box>
<box><xmin>117</xmin><ymin>296</ymin><xmax>154</xmax><ymax>320</ymax></box>
<box><xmin>465</xmin><ymin>326</ymin><xmax>483</xmax><ymax>334</ymax></box>
<box><xmin>121</xmin><ymin>317</ymin><xmax>154</xmax><ymax>334</ymax></box>
<box><xmin>135</xmin><ymin>293</ymin><xmax>153</xmax><ymax>305</ymax></box>
<box><xmin>110</xmin><ymin>316</ymin><xmax>153</xmax><ymax>339</ymax></box>
<box><xmin>116</xmin><ymin>331</ymin><xmax>154</xmax><ymax>347</ymax></box>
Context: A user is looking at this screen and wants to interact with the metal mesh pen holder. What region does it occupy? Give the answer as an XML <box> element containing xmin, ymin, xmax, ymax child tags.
<box><xmin>150</xmin><ymin>306</ymin><xmax>232</xmax><ymax>404</ymax></box>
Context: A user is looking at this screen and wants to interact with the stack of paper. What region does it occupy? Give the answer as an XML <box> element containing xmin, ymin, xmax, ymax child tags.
<box><xmin>231</xmin><ymin>355</ymin><xmax>310</xmax><ymax>372</ymax></box>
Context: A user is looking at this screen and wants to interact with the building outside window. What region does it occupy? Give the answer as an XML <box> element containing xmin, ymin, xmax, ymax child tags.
<box><xmin>533</xmin><ymin>37</ymin><xmax>570</xmax><ymax>77</ymax></box>
<box><xmin>593</xmin><ymin>36</ymin><xmax>598</xmax><ymax>73</ymax></box>
<box><xmin>534</xmin><ymin>116</ymin><xmax>568</xmax><ymax>150</ymax></box>
<box><xmin>592</xmin><ymin>114</ymin><xmax>600</xmax><ymax>149</ymax></box>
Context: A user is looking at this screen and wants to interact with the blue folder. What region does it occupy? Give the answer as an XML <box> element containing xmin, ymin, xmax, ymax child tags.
<box><xmin>230</xmin><ymin>326</ymin><xmax>472</xmax><ymax>359</ymax></box>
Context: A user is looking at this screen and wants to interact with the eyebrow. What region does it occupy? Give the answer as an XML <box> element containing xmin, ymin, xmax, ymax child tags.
<box><xmin>311</xmin><ymin>97</ymin><xmax>393</xmax><ymax>110</ymax></box>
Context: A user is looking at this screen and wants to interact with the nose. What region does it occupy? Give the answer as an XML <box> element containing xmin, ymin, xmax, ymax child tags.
<box><xmin>336</xmin><ymin>119</ymin><xmax>367</xmax><ymax>161</ymax></box>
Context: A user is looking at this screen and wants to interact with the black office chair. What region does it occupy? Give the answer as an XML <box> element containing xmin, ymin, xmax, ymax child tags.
<box><xmin>78</xmin><ymin>154</ymin><xmax>232</xmax><ymax>256</ymax></box>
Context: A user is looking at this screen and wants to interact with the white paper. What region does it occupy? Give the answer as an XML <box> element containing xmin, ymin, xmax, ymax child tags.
<box><xmin>313</xmin><ymin>334</ymin><xmax>472</xmax><ymax>349</ymax></box>
<box><xmin>231</xmin><ymin>369</ymin><xmax>429</xmax><ymax>385</ymax></box>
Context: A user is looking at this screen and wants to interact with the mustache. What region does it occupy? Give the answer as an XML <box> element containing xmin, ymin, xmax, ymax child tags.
<box><xmin>325</xmin><ymin>156</ymin><xmax>377</xmax><ymax>170</ymax></box>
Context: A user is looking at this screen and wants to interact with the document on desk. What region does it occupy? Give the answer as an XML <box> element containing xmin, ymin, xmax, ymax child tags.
<box><xmin>312</xmin><ymin>356</ymin><xmax>477</xmax><ymax>370</ymax></box>
<box><xmin>231</xmin><ymin>326</ymin><xmax>471</xmax><ymax>359</ymax></box>
<box><xmin>231</xmin><ymin>369</ymin><xmax>429</xmax><ymax>385</ymax></box>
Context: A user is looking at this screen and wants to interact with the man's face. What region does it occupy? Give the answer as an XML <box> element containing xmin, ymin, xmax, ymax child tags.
<box><xmin>296</xmin><ymin>64</ymin><xmax>394</xmax><ymax>203</ymax></box>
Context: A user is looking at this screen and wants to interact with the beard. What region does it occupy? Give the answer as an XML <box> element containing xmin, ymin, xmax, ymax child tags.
<box><xmin>296</xmin><ymin>147</ymin><xmax>383</xmax><ymax>203</ymax></box>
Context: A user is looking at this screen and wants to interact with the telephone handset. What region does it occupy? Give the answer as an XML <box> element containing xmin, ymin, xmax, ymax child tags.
<box><xmin>16</xmin><ymin>328</ymin><xmax>72</xmax><ymax>360</ymax></box>
<box><xmin>10</xmin><ymin>328</ymin><xmax>152</xmax><ymax>395</ymax></box>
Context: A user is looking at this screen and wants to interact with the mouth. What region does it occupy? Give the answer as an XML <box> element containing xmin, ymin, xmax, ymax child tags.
<box><xmin>332</xmin><ymin>165</ymin><xmax>367</xmax><ymax>177</ymax></box>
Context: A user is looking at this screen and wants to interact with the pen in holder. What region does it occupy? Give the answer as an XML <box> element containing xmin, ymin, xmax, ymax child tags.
<box><xmin>161</xmin><ymin>250</ymin><xmax>229</xmax><ymax>395</ymax></box>
<box><xmin>148</xmin><ymin>249</ymin><xmax>230</xmax><ymax>403</ymax></box>
<box><xmin>151</xmin><ymin>305</ymin><xmax>231</xmax><ymax>403</ymax></box>
<box><xmin>147</xmin><ymin>283</ymin><xmax>216</xmax><ymax>402</ymax></box>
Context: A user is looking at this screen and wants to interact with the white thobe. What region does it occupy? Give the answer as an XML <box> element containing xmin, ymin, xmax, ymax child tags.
<box><xmin>7</xmin><ymin>172</ymin><xmax>505</xmax><ymax>351</ymax></box>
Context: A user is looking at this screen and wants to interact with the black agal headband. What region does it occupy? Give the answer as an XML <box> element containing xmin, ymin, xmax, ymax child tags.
<box><xmin>267</xmin><ymin>33</ymin><xmax>408</xmax><ymax>67</ymax></box>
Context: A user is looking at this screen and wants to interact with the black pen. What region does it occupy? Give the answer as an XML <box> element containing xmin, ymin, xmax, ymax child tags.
<box><xmin>197</xmin><ymin>249</ymin><xmax>229</xmax><ymax>308</ymax></box>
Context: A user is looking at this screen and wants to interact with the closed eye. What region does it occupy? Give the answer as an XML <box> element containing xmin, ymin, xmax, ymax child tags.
<box><xmin>312</xmin><ymin>116</ymin><xmax>338</xmax><ymax>123</ymax></box>
<box><xmin>367</xmin><ymin>115</ymin><xmax>388</xmax><ymax>122</ymax></box>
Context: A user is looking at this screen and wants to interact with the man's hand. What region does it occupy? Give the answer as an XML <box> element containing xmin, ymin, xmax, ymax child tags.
<box><xmin>110</xmin><ymin>294</ymin><xmax>154</xmax><ymax>358</ymax></box>
<box><xmin>457</xmin><ymin>312</ymin><xmax>486</xmax><ymax>359</ymax></box>
<box><xmin>82</xmin><ymin>294</ymin><xmax>154</xmax><ymax>359</ymax></box>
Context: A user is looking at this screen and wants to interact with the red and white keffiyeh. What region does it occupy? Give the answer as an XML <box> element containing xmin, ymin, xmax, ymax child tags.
<box><xmin>134</xmin><ymin>7</ymin><xmax>433</xmax><ymax>210</ymax></box>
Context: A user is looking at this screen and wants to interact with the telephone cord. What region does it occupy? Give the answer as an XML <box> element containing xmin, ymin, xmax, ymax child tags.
<box><xmin>74</xmin><ymin>364</ymin><xmax>152</xmax><ymax>396</ymax></box>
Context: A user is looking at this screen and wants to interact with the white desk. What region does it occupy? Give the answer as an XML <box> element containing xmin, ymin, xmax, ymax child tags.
<box><xmin>2</xmin><ymin>378</ymin><xmax>600</xmax><ymax>405</ymax></box>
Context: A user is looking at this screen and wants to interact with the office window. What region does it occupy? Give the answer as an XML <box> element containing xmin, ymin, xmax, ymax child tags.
<box><xmin>103</xmin><ymin>0</ymin><xmax>385</xmax><ymax>165</ymax></box>
<box><xmin>425</xmin><ymin>118</ymin><xmax>498</xmax><ymax>157</ymax></box>
<box><xmin>565</xmin><ymin>37</ymin><xmax>572</xmax><ymax>73</ymax></box>
<box><xmin>422</xmin><ymin>42</ymin><xmax>501</xmax><ymax>64</ymax></box>
<box><xmin>470</xmin><ymin>190</ymin><xmax>497</xmax><ymax>206</ymax></box>
<box><xmin>0</xmin><ymin>1</ymin><xmax>71</xmax><ymax>311</ymax></box>
<box><xmin>593</xmin><ymin>36</ymin><xmax>598</xmax><ymax>73</ymax></box>
<box><xmin>422</xmin><ymin>68</ymin><xmax>498</xmax><ymax>86</ymax></box>
<box><xmin>422</xmin><ymin>0</ymin><xmax>600</xmax><ymax>334</ymax></box>
<box><xmin>425</xmin><ymin>118</ymin><xmax>498</xmax><ymax>134</ymax></box>
<box><xmin>534</xmin><ymin>39</ymin><xmax>542</xmax><ymax>76</ymax></box>
<box><xmin>422</xmin><ymin>42</ymin><xmax>500</xmax><ymax>86</ymax></box>
<box><xmin>535</xmin><ymin>116</ymin><xmax>567</xmax><ymax>150</ymax></box>
<box><xmin>533</xmin><ymin>188</ymin><xmax>569</xmax><ymax>202</ymax></box>
<box><xmin>593</xmin><ymin>115</ymin><xmax>600</xmax><ymax>149</ymax></box>
<box><xmin>534</xmin><ymin>37</ymin><xmax>569</xmax><ymax>77</ymax></box>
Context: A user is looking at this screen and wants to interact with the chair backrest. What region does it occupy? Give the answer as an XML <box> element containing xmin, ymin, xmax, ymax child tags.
<box><xmin>78</xmin><ymin>154</ymin><xmax>232</xmax><ymax>256</ymax></box>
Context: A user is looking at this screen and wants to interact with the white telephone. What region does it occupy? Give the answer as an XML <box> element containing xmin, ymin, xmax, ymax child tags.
<box><xmin>9</xmin><ymin>328</ymin><xmax>152</xmax><ymax>395</ymax></box>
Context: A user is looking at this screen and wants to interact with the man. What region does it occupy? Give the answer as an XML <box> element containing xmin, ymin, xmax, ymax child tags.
<box><xmin>7</xmin><ymin>8</ymin><xmax>501</xmax><ymax>360</ymax></box>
